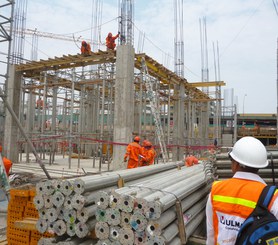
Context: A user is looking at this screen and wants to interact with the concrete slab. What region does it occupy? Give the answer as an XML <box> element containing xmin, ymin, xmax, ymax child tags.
<box><xmin>12</xmin><ymin>153</ymin><xmax>111</xmax><ymax>179</ymax></box>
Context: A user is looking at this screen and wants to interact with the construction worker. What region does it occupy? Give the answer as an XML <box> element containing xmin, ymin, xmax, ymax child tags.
<box><xmin>106</xmin><ymin>32</ymin><xmax>120</xmax><ymax>51</ymax></box>
<box><xmin>140</xmin><ymin>141</ymin><xmax>156</xmax><ymax>166</ymax></box>
<box><xmin>185</xmin><ymin>154</ymin><xmax>198</xmax><ymax>167</ymax></box>
<box><xmin>3</xmin><ymin>157</ymin><xmax>12</xmax><ymax>176</ymax></box>
<box><xmin>0</xmin><ymin>146</ymin><xmax>12</xmax><ymax>176</ymax></box>
<box><xmin>138</xmin><ymin>140</ymin><xmax>148</xmax><ymax>167</ymax></box>
<box><xmin>206</xmin><ymin>136</ymin><xmax>278</xmax><ymax>245</ymax></box>
<box><xmin>124</xmin><ymin>136</ymin><xmax>143</xmax><ymax>169</ymax></box>
<box><xmin>36</xmin><ymin>97</ymin><xmax>43</xmax><ymax>109</ymax></box>
<box><xmin>80</xmin><ymin>41</ymin><xmax>91</xmax><ymax>55</ymax></box>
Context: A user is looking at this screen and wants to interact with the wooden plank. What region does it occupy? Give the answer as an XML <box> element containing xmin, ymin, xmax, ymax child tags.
<box><xmin>187</xmin><ymin>235</ymin><xmax>206</xmax><ymax>245</ymax></box>
<box><xmin>13</xmin><ymin>218</ymin><xmax>38</xmax><ymax>231</ymax></box>
<box><xmin>0</xmin><ymin>240</ymin><xmax>8</xmax><ymax>245</ymax></box>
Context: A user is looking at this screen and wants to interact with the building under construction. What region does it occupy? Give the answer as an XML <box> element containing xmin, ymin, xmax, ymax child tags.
<box><xmin>1</xmin><ymin>1</ymin><xmax>277</xmax><ymax>245</ymax></box>
<box><xmin>1</xmin><ymin>0</ymin><xmax>225</xmax><ymax>170</ymax></box>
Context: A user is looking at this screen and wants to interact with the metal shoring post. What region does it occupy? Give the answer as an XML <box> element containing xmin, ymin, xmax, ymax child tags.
<box><xmin>24</xmin><ymin>79</ymin><xmax>34</xmax><ymax>162</ymax></box>
<box><xmin>168</xmin><ymin>84</ymin><xmax>171</xmax><ymax>158</ymax></box>
<box><xmin>62</xmin><ymin>91</ymin><xmax>67</xmax><ymax>158</ymax></box>
<box><xmin>68</xmin><ymin>68</ymin><xmax>76</xmax><ymax>169</ymax></box>
<box><xmin>106</xmin><ymin>64</ymin><xmax>113</xmax><ymax>171</ymax></box>
<box><xmin>50</xmin><ymin>71</ymin><xmax>58</xmax><ymax>165</ymax></box>
<box><xmin>37</xmin><ymin>88</ymin><xmax>42</xmax><ymax>158</ymax></box>
<box><xmin>143</xmin><ymin>91</ymin><xmax>147</xmax><ymax>135</ymax></box>
<box><xmin>0</xmin><ymin>86</ymin><xmax>51</xmax><ymax>179</ymax></box>
<box><xmin>78</xmin><ymin>84</ymin><xmax>86</xmax><ymax>169</ymax></box>
<box><xmin>96</xmin><ymin>83</ymin><xmax>100</xmax><ymax>166</ymax></box>
<box><xmin>107</xmin><ymin>79</ymin><xmax>112</xmax><ymax>171</ymax></box>
<box><xmin>42</xmin><ymin>72</ymin><xmax>47</xmax><ymax>160</ymax></box>
<box><xmin>139</xmin><ymin>74</ymin><xmax>143</xmax><ymax>137</ymax></box>
<box><xmin>100</xmin><ymin>77</ymin><xmax>106</xmax><ymax>172</ymax></box>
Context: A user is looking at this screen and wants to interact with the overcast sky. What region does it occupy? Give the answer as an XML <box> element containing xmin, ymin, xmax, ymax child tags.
<box><xmin>21</xmin><ymin>0</ymin><xmax>278</xmax><ymax>113</ymax></box>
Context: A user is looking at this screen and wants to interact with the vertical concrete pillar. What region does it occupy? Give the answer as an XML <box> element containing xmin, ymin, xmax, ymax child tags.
<box><xmin>4</xmin><ymin>65</ymin><xmax>21</xmax><ymax>162</ymax></box>
<box><xmin>112</xmin><ymin>45</ymin><xmax>135</xmax><ymax>170</ymax></box>
<box><xmin>172</xmin><ymin>83</ymin><xmax>185</xmax><ymax>161</ymax></box>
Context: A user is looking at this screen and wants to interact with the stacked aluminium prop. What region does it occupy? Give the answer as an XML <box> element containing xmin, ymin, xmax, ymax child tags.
<box><xmin>33</xmin><ymin>162</ymin><xmax>184</xmax><ymax>244</ymax></box>
<box><xmin>215</xmin><ymin>151</ymin><xmax>278</xmax><ymax>184</ymax></box>
<box><xmin>95</xmin><ymin>162</ymin><xmax>214</xmax><ymax>244</ymax></box>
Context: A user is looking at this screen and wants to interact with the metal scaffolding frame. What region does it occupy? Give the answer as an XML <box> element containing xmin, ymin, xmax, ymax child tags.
<box><xmin>0</xmin><ymin>0</ymin><xmax>15</xmax><ymax>144</ymax></box>
<box><xmin>12</xmin><ymin>50</ymin><xmax>224</xmax><ymax>171</ymax></box>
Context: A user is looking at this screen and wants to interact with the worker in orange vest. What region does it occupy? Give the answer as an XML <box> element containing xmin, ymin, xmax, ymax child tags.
<box><xmin>206</xmin><ymin>136</ymin><xmax>278</xmax><ymax>245</ymax></box>
<box><xmin>185</xmin><ymin>154</ymin><xmax>198</xmax><ymax>167</ymax></box>
<box><xmin>106</xmin><ymin>32</ymin><xmax>120</xmax><ymax>51</ymax></box>
<box><xmin>138</xmin><ymin>140</ymin><xmax>148</xmax><ymax>167</ymax></box>
<box><xmin>140</xmin><ymin>141</ymin><xmax>156</xmax><ymax>167</ymax></box>
<box><xmin>81</xmin><ymin>41</ymin><xmax>91</xmax><ymax>55</ymax></box>
<box><xmin>0</xmin><ymin>145</ymin><xmax>12</xmax><ymax>176</ymax></box>
<box><xmin>2</xmin><ymin>157</ymin><xmax>12</xmax><ymax>176</ymax></box>
<box><xmin>124</xmin><ymin>136</ymin><xmax>143</xmax><ymax>169</ymax></box>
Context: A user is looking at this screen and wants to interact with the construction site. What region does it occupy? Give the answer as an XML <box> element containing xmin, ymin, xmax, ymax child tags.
<box><xmin>0</xmin><ymin>0</ymin><xmax>278</xmax><ymax>245</ymax></box>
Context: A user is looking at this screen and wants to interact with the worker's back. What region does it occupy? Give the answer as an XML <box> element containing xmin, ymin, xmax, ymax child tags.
<box><xmin>2</xmin><ymin>157</ymin><xmax>12</xmax><ymax>176</ymax></box>
<box><xmin>185</xmin><ymin>155</ymin><xmax>198</xmax><ymax>167</ymax></box>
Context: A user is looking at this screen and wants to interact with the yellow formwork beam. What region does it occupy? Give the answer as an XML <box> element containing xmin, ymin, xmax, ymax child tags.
<box><xmin>16</xmin><ymin>50</ymin><xmax>116</xmax><ymax>76</ymax></box>
<box><xmin>189</xmin><ymin>81</ymin><xmax>226</xmax><ymax>87</ymax></box>
<box><xmin>16</xmin><ymin>50</ymin><xmax>215</xmax><ymax>101</ymax></box>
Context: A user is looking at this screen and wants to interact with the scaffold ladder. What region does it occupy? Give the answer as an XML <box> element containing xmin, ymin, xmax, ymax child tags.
<box><xmin>141</xmin><ymin>57</ymin><xmax>168</xmax><ymax>163</ymax></box>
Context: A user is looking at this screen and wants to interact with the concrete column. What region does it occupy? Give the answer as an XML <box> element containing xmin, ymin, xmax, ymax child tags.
<box><xmin>172</xmin><ymin>83</ymin><xmax>185</xmax><ymax>161</ymax></box>
<box><xmin>112</xmin><ymin>45</ymin><xmax>135</xmax><ymax>170</ymax></box>
<box><xmin>4</xmin><ymin>65</ymin><xmax>21</xmax><ymax>162</ymax></box>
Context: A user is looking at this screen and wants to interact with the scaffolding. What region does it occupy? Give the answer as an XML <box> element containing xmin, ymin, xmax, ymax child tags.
<box><xmin>10</xmin><ymin>49</ymin><xmax>224</xmax><ymax>170</ymax></box>
<box><xmin>0</xmin><ymin>0</ymin><xmax>15</xmax><ymax>144</ymax></box>
<box><xmin>1</xmin><ymin>0</ymin><xmax>225</xmax><ymax>172</ymax></box>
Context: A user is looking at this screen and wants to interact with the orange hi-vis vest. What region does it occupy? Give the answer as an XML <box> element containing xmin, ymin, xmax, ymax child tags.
<box><xmin>141</xmin><ymin>148</ymin><xmax>156</xmax><ymax>166</ymax></box>
<box><xmin>124</xmin><ymin>142</ymin><xmax>142</xmax><ymax>169</ymax></box>
<box><xmin>211</xmin><ymin>178</ymin><xmax>278</xmax><ymax>245</ymax></box>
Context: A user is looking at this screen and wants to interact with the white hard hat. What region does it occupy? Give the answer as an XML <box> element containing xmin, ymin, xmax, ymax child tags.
<box><xmin>229</xmin><ymin>136</ymin><xmax>268</xmax><ymax>168</ymax></box>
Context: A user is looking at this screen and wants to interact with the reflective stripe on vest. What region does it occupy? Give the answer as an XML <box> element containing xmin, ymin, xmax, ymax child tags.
<box><xmin>213</xmin><ymin>187</ymin><xmax>278</xmax><ymax>210</ymax></box>
<box><xmin>213</xmin><ymin>195</ymin><xmax>256</xmax><ymax>209</ymax></box>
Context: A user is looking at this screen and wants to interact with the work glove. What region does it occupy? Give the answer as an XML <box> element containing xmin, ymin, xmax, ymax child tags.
<box><xmin>124</xmin><ymin>158</ymin><xmax>127</xmax><ymax>162</ymax></box>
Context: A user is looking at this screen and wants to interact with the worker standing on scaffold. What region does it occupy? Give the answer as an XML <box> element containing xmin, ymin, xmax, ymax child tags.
<box><xmin>81</xmin><ymin>41</ymin><xmax>92</xmax><ymax>56</ymax></box>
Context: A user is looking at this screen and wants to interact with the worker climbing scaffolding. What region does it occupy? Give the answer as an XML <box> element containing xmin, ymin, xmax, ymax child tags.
<box><xmin>106</xmin><ymin>32</ymin><xmax>120</xmax><ymax>50</ymax></box>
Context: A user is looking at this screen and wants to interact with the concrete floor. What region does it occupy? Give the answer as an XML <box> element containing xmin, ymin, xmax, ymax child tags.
<box><xmin>0</xmin><ymin>153</ymin><xmax>110</xmax><ymax>241</ymax></box>
<box><xmin>12</xmin><ymin>153</ymin><xmax>111</xmax><ymax>179</ymax></box>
